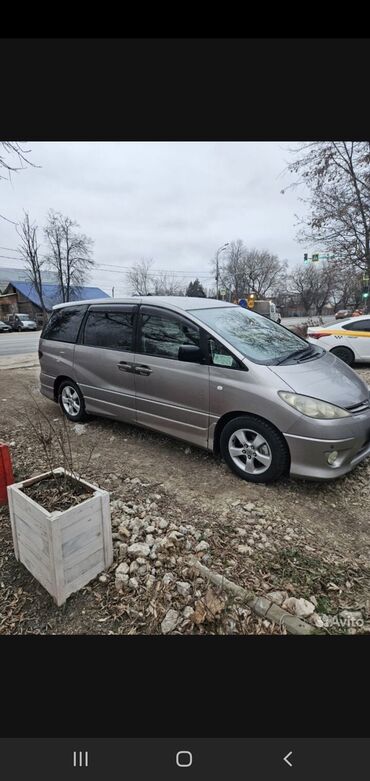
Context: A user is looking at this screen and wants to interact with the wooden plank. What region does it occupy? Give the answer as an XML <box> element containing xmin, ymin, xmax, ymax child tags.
<box><xmin>15</xmin><ymin>521</ymin><xmax>50</xmax><ymax>569</ymax></box>
<box><xmin>13</xmin><ymin>508</ymin><xmax>49</xmax><ymax>544</ymax></box>
<box><xmin>7</xmin><ymin>485</ymin><xmax>19</xmax><ymax>560</ymax></box>
<box><xmin>64</xmin><ymin>561</ymin><xmax>105</xmax><ymax>600</ymax></box>
<box><xmin>11</xmin><ymin>489</ymin><xmax>50</xmax><ymax>530</ymax></box>
<box><xmin>18</xmin><ymin>539</ymin><xmax>54</xmax><ymax>594</ymax></box>
<box><xmin>49</xmin><ymin>515</ymin><xmax>66</xmax><ymax>606</ymax></box>
<box><xmin>59</xmin><ymin>500</ymin><xmax>101</xmax><ymax>535</ymax></box>
<box><xmin>62</xmin><ymin>524</ymin><xmax>102</xmax><ymax>558</ymax></box>
<box><xmin>65</xmin><ymin>549</ymin><xmax>104</xmax><ymax>586</ymax></box>
<box><xmin>100</xmin><ymin>491</ymin><xmax>113</xmax><ymax>567</ymax></box>
<box><xmin>63</xmin><ymin>535</ymin><xmax>103</xmax><ymax>571</ymax></box>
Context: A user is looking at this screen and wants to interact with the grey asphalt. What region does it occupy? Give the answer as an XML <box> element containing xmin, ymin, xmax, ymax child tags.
<box><xmin>0</xmin><ymin>331</ymin><xmax>40</xmax><ymax>356</ymax></box>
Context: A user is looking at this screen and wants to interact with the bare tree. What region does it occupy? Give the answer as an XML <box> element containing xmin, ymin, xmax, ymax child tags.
<box><xmin>217</xmin><ymin>240</ymin><xmax>286</xmax><ymax>300</ymax></box>
<box><xmin>44</xmin><ymin>210</ymin><xmax>94</xmax><ymax>302</ymax></box>
<box><xmin>284</xmin><ymin>142</ymin><xmax>370</xmax><ymax>279</ymax></box>
<box><xmin>16</xmin><ymin>211</ymin><xmax>48</xmax><ymax>321</ymax></box>
<box><xmin>244</xmin><ymin>249</ymin><xmax>287</xmax><ymax>298</ymax></box>
<box><xmin>217</xmin><ymin>239</ymin><xmax>248</xmax><ymax>299</ymax></box>
<box><xmin>289</xmin><ymin>262</ymin><xmax>336</xmax><ymax>315</ymax></box>
<box><xmin>0</xmin><ymin>142</ymin><xmax>39</xmax><ymax>224</ymax></box>
<box><xmin>153</xmin><ymin>272</ymin><xmax>185</xmax><ymax>296</ymax></box>
<box><xmin>127</xmin><ymin>259</ymin><xmax>154</xmax><ymax>295</ymax></box>
<box><xmin>0</xmin><ymin>142</ymin><xmax>37</xmax><ymax>181</ymax></box>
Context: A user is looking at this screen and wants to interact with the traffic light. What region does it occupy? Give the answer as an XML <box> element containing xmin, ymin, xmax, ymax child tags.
<box><xmin>362</xmin><ymin>292</ymin><xmax>369</xmax><ymax>299</ymax></box>
<box><xmin>304</xmin><ymin>253</ymin><xmax>308</xmax><ymax>263</ymax></box>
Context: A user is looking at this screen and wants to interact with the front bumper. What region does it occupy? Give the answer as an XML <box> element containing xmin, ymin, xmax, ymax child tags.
<box><xmin>285</xmin><ymin>427</ymin><xmax>370</xmax><ymax>480</ymax></box>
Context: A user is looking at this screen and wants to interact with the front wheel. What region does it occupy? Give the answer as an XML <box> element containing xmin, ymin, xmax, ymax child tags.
<box><xmin>58</xmin><ymin>380</ymin><xmax>87</xmax><ymax>422</ymax></box>
<box><xmin>330</xmin><ymin>346</ymin><xmax>355</xmax><ymax>366</ymax></box>
<box><xmin>220</xmin><ymin>415</ymin><xmax>290</xmax><ymax>483</ymax></box>
<box><xmin>17</xmin><ymin>326</ymin><xmax>22</xmax><ymax>332</ymax></box>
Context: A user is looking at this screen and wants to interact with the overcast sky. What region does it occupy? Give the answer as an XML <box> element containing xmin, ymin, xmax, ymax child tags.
<box><xmin>0</xmin><ymin>142</ymin><xmax>307</xmax><ymax>296</ymax></box>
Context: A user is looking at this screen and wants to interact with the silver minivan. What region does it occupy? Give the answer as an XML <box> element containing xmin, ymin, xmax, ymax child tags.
<box><xmin>39</xmin><ymin>296</ymin><xmax>370</xmax><ymax>483</ymax></box>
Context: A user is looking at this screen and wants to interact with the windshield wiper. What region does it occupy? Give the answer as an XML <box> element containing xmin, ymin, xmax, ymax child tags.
<box><xmin>275</xmin><ymin>346</ymin><xmax>316</xmax><ymax>365</ymax></box>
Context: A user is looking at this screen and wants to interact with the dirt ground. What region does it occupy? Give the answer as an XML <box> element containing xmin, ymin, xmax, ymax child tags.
<box><xmin>1</xmin><ymin>365</ymin><xmax>370</xmax><ymax>635</ymax></box>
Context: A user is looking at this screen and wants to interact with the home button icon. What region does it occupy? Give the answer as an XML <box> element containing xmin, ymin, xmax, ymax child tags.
<box><xmin>176</xmin><ymin>751</ymin><xmax>193</xmax><ymax>768</ymax></box>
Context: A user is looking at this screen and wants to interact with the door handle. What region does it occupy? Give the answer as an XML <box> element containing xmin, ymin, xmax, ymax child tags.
<box><xmin>134</xmin><ymin>364</ymin><xmax>152</xmax><ymax>376</ymax></box>
<box><xmin>117</xmin><ymin>361</ymin><xmax>135</xmax><ymax>373</ymax></box>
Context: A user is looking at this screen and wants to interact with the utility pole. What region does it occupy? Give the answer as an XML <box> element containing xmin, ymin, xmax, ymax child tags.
<box><xmin>111</xmin><ymin>287</ymin><xmax>115</xmax><ymax>298</ymax></box>
<box><xmin>215</xmin><ymin>243</ymin><xmax>229</xmax><ymax>299</ymax></box>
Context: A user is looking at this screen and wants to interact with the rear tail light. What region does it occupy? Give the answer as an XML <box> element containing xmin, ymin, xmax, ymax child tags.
<box><xmin>309</xmin><ymin>332</ymin><xmax>328</xmax><ymax>339</ymax></box>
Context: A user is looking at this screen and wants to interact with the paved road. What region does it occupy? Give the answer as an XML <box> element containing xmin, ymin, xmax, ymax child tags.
<box><xmin>0</xmin><ymin>331</ymin><xmax>40</xmax><ymax>356</ymax></box>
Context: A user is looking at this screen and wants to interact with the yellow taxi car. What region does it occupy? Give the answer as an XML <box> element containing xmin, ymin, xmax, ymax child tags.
<box><xmin>307</xmin><ymin>315</ymin><xmax>370</xmax><ymax>366</ymax></box>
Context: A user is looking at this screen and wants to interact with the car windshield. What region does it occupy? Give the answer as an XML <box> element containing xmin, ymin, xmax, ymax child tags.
<box><xmin>188</xmin><ymin>306</ymin><xmax>316</xmax><ymax>365</ymax></box>
<box><xmin>18</xmin><ymin>315</ymin><xmax>31</xmax><ymax>320</ymax></box>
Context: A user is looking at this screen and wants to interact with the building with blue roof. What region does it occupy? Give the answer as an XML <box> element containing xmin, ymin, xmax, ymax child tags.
<box><xmin>1</xmin><ymin>280</ymin><xmax>110</xmax><ymax>323</ymax></box>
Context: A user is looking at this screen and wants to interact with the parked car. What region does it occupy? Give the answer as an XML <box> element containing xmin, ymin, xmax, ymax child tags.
<box><xmin>307</xmin><ymin>315</ymin><xmax>370</xmax><ymax>366</ymax></box>
<box><xmin>335</xmin><ymin>309</ymin><xmax>352</xmax><ymax>320</ymax></box>
<box><xmin>0</xmin><ymin>319</ymin><xmax>12</xmax><ymax>333</ymax></box>
<box><xmin>39</xmin><ymin>296</ymin><xmax>370</xmax><ymax>483</ymax></box>
<box><xmin>7</xmin><ymin>313</ymin><xmax>37</xmax><ymax>331</ymax></box>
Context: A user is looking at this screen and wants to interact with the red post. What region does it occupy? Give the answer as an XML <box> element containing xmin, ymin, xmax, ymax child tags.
<box><xmin>0</xmin><ymin>444</ymin><xmax>14</xmax><ymax>505</ymax></box>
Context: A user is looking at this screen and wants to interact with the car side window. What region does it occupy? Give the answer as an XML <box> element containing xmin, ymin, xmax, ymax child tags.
<box><xmin>83</xmin><ymin>309</ymin><xmax>135</xmax><ymax>350</ymax></box>
<box><xmin>209</xmin><ymin>337</ymin><xmax>241</xmax><ymax>369</ymax></box>
<box><xmin>41</xmin><ymin>306</ymin><xmax>87</xmax><ymax>343</ymax></box>
<box><xmin>342</xmin><ymin>320</ymin><xmax>370</xmax><ymax>332</ymax></box>
<box><xmin>139</xmin><ymin>312</ymin><xmax>200</xmax><ymax>360</ymax></box>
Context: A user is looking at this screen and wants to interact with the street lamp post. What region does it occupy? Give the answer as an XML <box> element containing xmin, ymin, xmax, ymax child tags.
<box><xmin>215</xmin><ymin>243</ymin><xmax>229</xmax><ymax>299</ymax></box>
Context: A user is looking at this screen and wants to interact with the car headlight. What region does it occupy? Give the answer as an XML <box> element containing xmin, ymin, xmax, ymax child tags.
<box><xmin>278</xmin><ymin>392</ymin><xmax>351</xmax><ymax>419</ymax></box>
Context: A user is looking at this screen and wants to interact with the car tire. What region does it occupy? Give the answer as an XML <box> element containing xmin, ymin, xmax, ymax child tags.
<box><xmin>58</xmin><ymin>380</ymin><xmax>88</xmax><ymax>422</ymax></box>
<box><xmin>329</xmin><ymin>346</ymin><xmax>355</xmax><ymax>366</ymax></box>
<box><xmin>17</xmin><ymin>326</ymin><xmax>22</xmax><ymax>332</ymax></box>
<box><xmin>220</xmin><ymin>415</ymin><xmax>290</xmax><ymax>484</ymax></box>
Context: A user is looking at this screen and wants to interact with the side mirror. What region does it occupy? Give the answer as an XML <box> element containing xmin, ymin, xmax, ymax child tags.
<box><xmin>178</xmin><ymin>344</ymin><xmax>204</xmax><ymax>363</ymax></box>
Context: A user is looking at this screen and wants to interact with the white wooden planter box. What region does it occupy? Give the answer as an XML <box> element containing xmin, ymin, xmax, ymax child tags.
<box><xmin>7</xmin><ymin>467</ymin><xmax>113</xmax><ymax>606</ymax></box>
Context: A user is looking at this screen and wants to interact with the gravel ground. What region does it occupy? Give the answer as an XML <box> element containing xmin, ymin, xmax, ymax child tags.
<box><xmin>1</xmin><ymin>365</ymin><xmax>370</xmax><ymax>635</ymax></box>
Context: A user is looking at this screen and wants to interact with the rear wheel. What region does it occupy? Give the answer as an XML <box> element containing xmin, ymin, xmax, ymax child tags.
<box><xmin>17</xmin><ymin>326</ymin><xmax>22</xmax><ymax>332</ymax></box>
<box><xmin>58</xmin><ymin>380</ymin><xmax>87</xmax><ymax>422</ymax></box>
<box><xmin>220</xmin><ymin>415</ymin><xmax>290</xmax><ymax>483</ymax></box>
<box><xmin>330</xmin><ymin>346</ymin><xmax>355</xmax><ymax>366</ymax></box>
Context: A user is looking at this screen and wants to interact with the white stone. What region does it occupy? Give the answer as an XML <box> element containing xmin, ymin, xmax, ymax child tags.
<box><xmin>127</xmin><ymin>542</ymin><xmax>151</xmax><ymax>558</ymax></box>
<box><xmin>161</xmin><ymin>609</ymin><xmax>179</xmax><ymax>634</ymax></box>
<box><xmin>267</xmin><ymin>590</ymin><xmax>287</xmax><ymax>606</ymax></box>
<box><xmin>310</xmin><ymin>613</ymin><xmax>324</xmax><ymax>628</ymax></box>
<box><xmin>195</xmin><ymin>541</ymin><xmax>209</xmax><ymax>552</ymax></box>
<box><xmin>237</xmin><ymin>544</ymin><xmax>253</xmax><ymax>555</ymax></box>
<box><xmin>128</xmin><ymin>577</ymin><xmax>139</xmax><ymax>589</ymax></box>
<box><xmin>176</xmin><ymin>581</ymin><xmax>191</xmax><ymax>597</ymax></box>
<box><xmin>283</xmin><ymin>597</ymin><xmax>316</xmax><ymax>618</ymax></box>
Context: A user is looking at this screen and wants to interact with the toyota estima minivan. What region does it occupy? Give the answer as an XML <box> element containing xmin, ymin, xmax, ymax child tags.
<box><xmin>39</xmin><ymin>296</ymin><xmax>370</xmax><ymax>483</ymax></box>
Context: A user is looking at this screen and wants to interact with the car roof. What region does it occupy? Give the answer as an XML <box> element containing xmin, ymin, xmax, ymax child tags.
<box><xmin>52</xmin><ymin>296</ymin><xmax>235</xmax><ymax>312</ymax></box>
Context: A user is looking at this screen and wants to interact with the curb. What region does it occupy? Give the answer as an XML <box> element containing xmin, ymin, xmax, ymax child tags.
<box><xmin>189</xmin><ymin>557</ymin><xmax>318</xmax><ymax>635</ymax></box>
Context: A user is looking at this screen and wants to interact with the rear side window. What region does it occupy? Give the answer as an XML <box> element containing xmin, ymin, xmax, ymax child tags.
<box><xmin>83</xmin><ymin>309</ymin><xmax>135</xmax><ymax>350</ymax></box>
<box><xmin>342</xmin><ymin>320</ymin><xmax>370</xmax><ymax>332</ymax></box>
<box><xmin>41</xmin><ymin>306</ymin><xmax>86</xmax><ymax>343</ymax></box>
